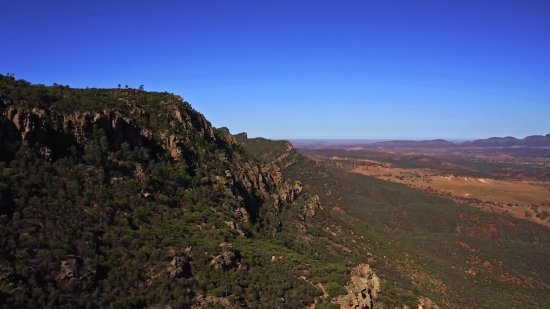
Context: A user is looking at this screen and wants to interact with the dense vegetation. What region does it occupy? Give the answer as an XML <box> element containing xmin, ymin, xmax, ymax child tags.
<box><xmin>0</xmin><ymin>75</ymin><xmax>351</xmax><ymax>308</ymax></box>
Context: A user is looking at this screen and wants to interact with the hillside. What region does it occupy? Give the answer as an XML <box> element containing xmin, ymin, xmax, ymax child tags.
<box><xmin>1</xmin><ymin>74</ymin><xmax>550</xmax><ymax>309</ymax></box>
<box><xmin>237</xmin><ymin>137</ymin><xmax>550</xmax><ymax>308</ymax></box>
<box><xmin>0</xmin><ymin>75</ymin><xmax>360</xmax><ymax>308</ymax></box>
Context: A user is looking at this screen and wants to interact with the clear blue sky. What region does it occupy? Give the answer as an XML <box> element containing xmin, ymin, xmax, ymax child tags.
<box><xmin>2</xmin><ymin>0</ymin><xmax>549</xmax><ymax>139</ymax></box>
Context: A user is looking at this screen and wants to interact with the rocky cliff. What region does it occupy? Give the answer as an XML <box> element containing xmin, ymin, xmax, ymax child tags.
<box><xmin>0</xmin><ymin>92</ymin><xmax>303</xmax><ymax>223</ymax></box>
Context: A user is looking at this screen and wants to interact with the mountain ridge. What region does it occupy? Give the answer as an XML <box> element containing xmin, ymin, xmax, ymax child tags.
<box><xmin>334</xmin><ymin>134</ymin><xmax>550</xmax><ymax>149</ymax></box>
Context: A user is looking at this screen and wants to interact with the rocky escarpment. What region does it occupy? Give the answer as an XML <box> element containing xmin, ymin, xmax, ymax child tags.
<box><xmin>0</xmin><ymin>95</ymin><xmax>218</xmax><ymax>161</ymax></box>
<box><xmin>0</xmin><ymin>95</ymin><xmax>302</xmax><ymax>223</ymax></box>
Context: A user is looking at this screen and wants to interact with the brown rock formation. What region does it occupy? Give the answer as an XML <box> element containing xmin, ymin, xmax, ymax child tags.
<box><xmin>335</xmin><ymin>264</ymin><xmax>380</xmax><ymax>309</ymax></box>
<box><xmin>301</xmin><ymin>195</ymin><xmax>322</xmax><ymax>220</ymax></box>
<box><xmin>418</xmin><ymin>297</ymin><xmax>440</xmax><ymax>309</ymax></box>
<box><xmin>273</xmin><ymin>180</ymin><xmax>303</xmax><ymax>210</ymax></box>
<box><xmin>210</xmin><ymin>250</ymin><xmax>238</xmax><ymax>271</ymax></box>
<box><xmin>166</xmin><ymin>256</ymin><xmax>192</xmax><ymax>278</ymax></box>
<box><xmin>55</xmin><ymin>258</ymin><xmax>96</xmax><ymax>292</ymax></box>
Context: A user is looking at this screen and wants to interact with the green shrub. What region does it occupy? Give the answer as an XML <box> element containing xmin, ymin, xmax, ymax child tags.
<box><xmin>325</xmin><ymin>282</ymin><xmax>347</xmax><ymax>298</ymax></box>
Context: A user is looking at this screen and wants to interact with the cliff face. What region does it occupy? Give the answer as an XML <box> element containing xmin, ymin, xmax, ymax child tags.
<box><xmin>0</xmin><ymin>96</ymin><xmax>300</xmax><ymax>222</ymax></box>
<box><xmin>1</xmin><ymin>95</ymin><xmax>217</xmax><ymax>159</ymax></box>
<box><xmin>2</xmin><ymin>105</ymin><xmax>151</xmax><ymax>161</ymax></box>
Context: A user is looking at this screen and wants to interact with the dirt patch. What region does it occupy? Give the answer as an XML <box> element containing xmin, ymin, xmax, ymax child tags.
<box><xmin>454</xmin><ymin>240</ymin><xmax>479</xmax><ymax>252</ymax></box>
<box><xmin>499</xmin><ymin>273</ymin><xmax>535</xmax><ymax>288</ymax></box>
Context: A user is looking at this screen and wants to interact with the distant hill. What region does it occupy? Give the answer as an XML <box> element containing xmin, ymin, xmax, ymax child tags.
<box><xmin>363</xmin><ymin>139</ymin><xmax>456</xmax><ymax>149</ymax></box>
<box><xmin>460</xmin><ymin>134</ymin><xmax>550</xmax><ymax>148</ymax></box>
<box><xmin>362</xmin><ymin>134</ymin><xmax>550</xmax><ymax>149</ymax></box>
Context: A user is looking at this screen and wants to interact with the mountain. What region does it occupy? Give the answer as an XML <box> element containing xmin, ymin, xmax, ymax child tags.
<box><xmin>360</xmin><ymin>135</ymin><xmax>550</xmax><ymax>149</ymax></box>
<box><xmin>461</xmin><ymin>134</ymin><xmax>550</xmax><ymax>148</ymax></box>
<box><xmin>0</xmin><ymin>75</ymin><xmax>335</xmax><ymax>308</ymax></box>
<box><xmin>1</xmin><ymin>74</ymin><xmax>550</xmax><ymax>309</ymax></box>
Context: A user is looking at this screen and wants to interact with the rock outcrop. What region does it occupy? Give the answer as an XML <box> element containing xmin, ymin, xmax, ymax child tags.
<box><xmin>210</xmin><ymin>250</ymin><xmax>239</xmax><ymax>271</ymax></box>
<box><xmin>300</xmin><ymin>195</ymin><xmax>322</xmax><ymax>220</ymax></box>
<box><xmin>335</xmin><ymin>264</ymin><xmax>380</xmax><ymax>309</ymax></box>
<box><xmin>273</xmin><ymin>180</ymin><xmax>303</xmax><ymax>210</ymax></box>
<box><xmin>418</xmin><ymin>297</ymin><xmax>440</xmax><ymax>309</ymax></box>
<box><xmin>210</xmin><ymin>243</ymin><xmax>239</xmax><ymax>271</ymax></box>
<box><xmin>166</xmin><ymin>256</ymin><xmax>192</xmax><ymax>278</ymax></box>
<box><xmin>54</xmin><ymin>257</ymin><xmax>97</xmax><ymax>292</ymax></box>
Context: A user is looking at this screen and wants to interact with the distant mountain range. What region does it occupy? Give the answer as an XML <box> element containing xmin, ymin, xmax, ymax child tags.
<box><xmin>364</xmin><ymin>134</ymin><xmax>550</xmax><ymax>149</ymax></box>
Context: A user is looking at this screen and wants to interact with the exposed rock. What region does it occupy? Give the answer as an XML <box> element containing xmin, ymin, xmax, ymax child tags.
<box><xmin>210</xmin><ymin>247</ymin><xmax>239</xmax><ymax>271</ymax></box>
<box><xmin>166</xmin><ymin>256</ymin><xmax>192</xmax><ymax>278</ymax></box>
<box><xmin>274</xmin><ymin>180</ymin><xmax>303</xmax><ymax>210</ymax></box>
<box><xmin>271</xmin><ymin>255</ymin><xmax>283</xmax><ymax>262</ymax></box>
<box><xmin>235</xmin><ymin>207</ymin><xmax>250</xmax><ymax>223</ymax></box>
<box><xmin>225</xmin><ymin>220</ymin><xmax>236</xmax><ymax>229</ymax></box>
<box><xmin>190</xmin><ymin>293</ymin><xmax>235</xmax><ymax>309</ymax></box>
<box><xmin>418</xmin><ymin>297</ymin><xmax>440</xmax><ymax>309</ymax></box>
<box><xmin>2</xmin><ymin>106</ymin><xmax>150</xmax><ymax>160</ymax></box>
<box><xmin>55</xmin><ymin>257</ymin><xmax>96</xmax><ymax>292</ymax></box>
<box><xmin>300</xmin><ymin>195</ymin><xmax>322</xmax><ymax>221</ymax></box>
<box><xmin>335</xmin><ymin>264</ymin><xmax>380</xmax><ymax>309</ymax></box>
<box><xmin>0</xmin><ymin>97</ymin><xmax>302</xmax><ymax>229</ymax></box>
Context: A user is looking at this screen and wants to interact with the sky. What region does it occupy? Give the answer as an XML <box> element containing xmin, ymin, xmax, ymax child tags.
<box><xmin>2</xmin><ymin>0</ymin><xmax>549</xmax><ymax>140</ymax></box>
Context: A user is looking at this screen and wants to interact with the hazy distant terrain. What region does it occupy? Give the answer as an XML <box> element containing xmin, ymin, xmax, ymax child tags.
<box><xmin>298</xmin><ymin>135</ymin><xmax>550</xmax><ymax>228</ymax></box>
<box><xmin>292</xmin><ymin>134</ymin><xmax>550</xmax><ymax>150</ymax></box>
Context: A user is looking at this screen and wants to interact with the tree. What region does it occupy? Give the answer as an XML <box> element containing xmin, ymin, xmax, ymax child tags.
<box><xmin>118</xmin><ymin>84</ymin><xmax>121</xmax><ymax>89</ymax></box>
<box><xmin>139</xmin><ymin>85</ymin><xmax>144</xmax><ymax>91</ymax></box>
<box><xmin>125</xmin><ymin>85</ymin><xmax>129</xmax><ymax>89</ymax></box>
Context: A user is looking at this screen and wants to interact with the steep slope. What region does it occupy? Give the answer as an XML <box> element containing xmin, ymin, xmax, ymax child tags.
<box><xmin>0</xmin><ymin>75</ymin><xmax>351</xmax><ymax>309</ymax></box>
<box><xmin>237</xmin><ymin>135</ymin><xmax>550</xmax><ymax>308</ymax></box>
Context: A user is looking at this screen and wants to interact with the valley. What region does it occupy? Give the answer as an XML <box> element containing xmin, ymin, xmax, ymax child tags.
<box><xmin>299</xmin><ymin>142</ymin><xmax>550</xmax><ymax>228</ymax></box>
